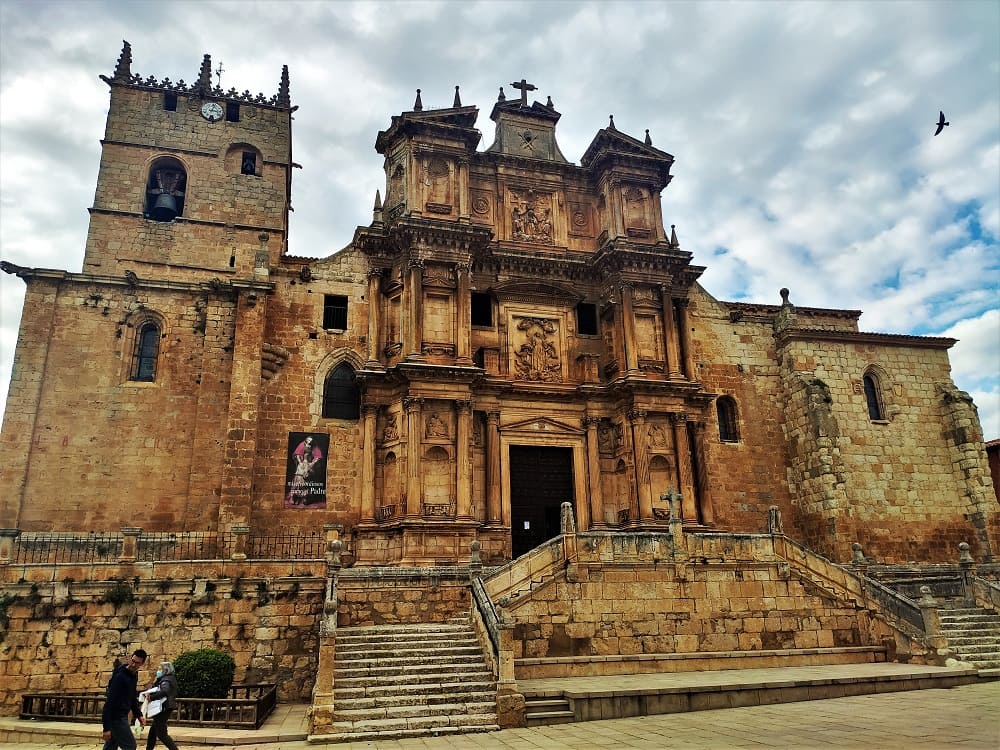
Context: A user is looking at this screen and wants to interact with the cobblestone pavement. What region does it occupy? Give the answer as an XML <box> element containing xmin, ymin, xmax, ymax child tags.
<box><xmin>4</xmin><ymin>681</ymin><xmax>998</xmax><ymax>750</ymax></box>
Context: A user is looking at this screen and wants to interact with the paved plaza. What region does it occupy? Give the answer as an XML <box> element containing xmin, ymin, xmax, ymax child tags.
<box><xmin>3</xmin><ymin>680</ymin><xmax>997</xmax><ymax>750</ymax></box>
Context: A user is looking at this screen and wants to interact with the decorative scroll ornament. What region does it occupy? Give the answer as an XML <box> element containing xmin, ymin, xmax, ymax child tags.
<box><xmin>513</xmin><ymin>318</ymin><xmax>561</xmax><ymax>382</ymax></box>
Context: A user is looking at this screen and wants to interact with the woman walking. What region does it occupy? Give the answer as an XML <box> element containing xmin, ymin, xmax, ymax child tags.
<box><xmin>141</xmin><ymin>661</ymin><xmax>180</xmax><ymax>750</ymax></box>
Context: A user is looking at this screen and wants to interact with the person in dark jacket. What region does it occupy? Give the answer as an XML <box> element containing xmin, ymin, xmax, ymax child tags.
<box><xmin>102</xmin><ymin>648</ymin><xmax>147</xmax><ymax>750</ymax></box>
<box><xmin>141</xmin><ymin>660</ymin><xmax>180</xmax><ymax>750</ymax></box>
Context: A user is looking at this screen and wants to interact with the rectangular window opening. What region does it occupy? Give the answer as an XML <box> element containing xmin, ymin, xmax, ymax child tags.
<box><xmin>471</xmin><ymin>292</ymin><xmax>493</xmax><ymax>327</ymax></box>
<box><xmin>323</xmin><ymin>294</ymin><xmax>348</xmax><ymax>330</ymax></box>
<box><xmin>576</xmin><ymin>302</ymin><xmax>599</xmax><ymax>336</ymax></box>
<box><xmin>241</xmin><ymin>152</ymin><xmax>257</xmax><ymax>175</ymax></box>
<box><xmin>163</xmin><ymin>93</ymin><xmax>178</xmax><ymax>112</ymax></box>
<box><xmin>226</xmin><ymin>102</ymin><xmax>240</xmax><ymax>122</ymax></box>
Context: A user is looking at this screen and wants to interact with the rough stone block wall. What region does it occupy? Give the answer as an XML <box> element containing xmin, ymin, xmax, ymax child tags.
<box><xmin>335</xmin><ymin>573</ymin><xmax>470</xmax><ymax>626</ymax></box>
<box><xmin>251</xmin><ymin>249</ymin><xmax>369</xmax><ymax>536</ymax></box>
<box><xmin>780</xmin><ymin>337</ymin><xmax>997</xmax><ymax>563</ymax></box>
<box><xmin>2</xmin><ymin>279</ymin><xmax>235</xmax><ymax>531</ymax></box>
<box><xmin>85</xmin><ymin>87</ymin><xmax>290</xmax><ymax>276</ymax></box>
<box><xmin>686</xmin><ymin>287</ymin><xmax>797</xmax><ymax>535</ymax></box>
<box><xmin>508</xmin><ymin>562</ymin><xmax>867</xmax><ymax>659</ymax></box>
<box><xmin>0</xmin><ymin>572</ymin><xmax>323</xmax><ymax>717</ymax></box>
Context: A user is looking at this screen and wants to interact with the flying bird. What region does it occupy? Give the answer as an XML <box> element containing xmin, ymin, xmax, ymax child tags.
<box><xmin>934</xmin><ymin>111</ymin><xmax>949</xmax><ymax>136</ymax></box>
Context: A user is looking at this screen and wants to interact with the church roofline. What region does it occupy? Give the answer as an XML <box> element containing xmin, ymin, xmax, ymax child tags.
<box><xmin>100</xmin><ymin>40</ymin><xmax>294</xmax><ymax>111</ymax></box>
<box><xmin>724</xmin><ymin>301</ymin><xmax>862</xmax><ymax>320</ymax></box>
<box><xmin>777</xmin><ymin>327</ymin><xmax>957</xmax><ymax>349</ymax></box>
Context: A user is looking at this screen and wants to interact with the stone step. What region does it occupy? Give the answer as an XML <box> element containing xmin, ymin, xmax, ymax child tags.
<box><xmin>336</xmin><ymin>663</ymin><xmax>492</xmax><ymax>680</ymax></box>
<box><xmin>336</xmin><ymin>651</ymin><xmax>483</xmax><ymax>669</ymax></box>
<box><xmin>337</xmin><ymin>643</ymin><xmax>483</xmax><ymax>658</ymax></box>
<box><xmin>329</xmin><ymin>712</ymin><xmax>499</xmax><ymax>734</ymax></box>
<box><xmin>335</xmin><ymin>670</ymin><xmax>494</xmax><ymax>689</ymax></box>
<box><xmin>336</xmin><ymin>700</ymin><xmax>496</xmax><ymax>722</ymax></box>
<box><xmin>337</xmin><ymin>624</ymin><xmax>473</xmax><ymax>638</ymax></box>
<box><xmin>941</xmin><ymin>634</ymin><xmax>1000</xmax><ymax>645</ymax></box>
<box><xmin>336</xmin><ymin>691</ymin><xmax>496</xmax><ymax>711</ymax></box>
<box><xmin>939</xmin><ymin>614</ymin><xmax>1000</xmax><ymax>624</ymax></box>
<box><xmin>946</xmin><ymin>643</ymin><xmax>1000</xmax><ymax>655</ymax></box>
<box><xmin>335</xmin><ymin>681</ymin><xmax>495</xmax><ymax>700</ymax></box>
<box><xmin>310</xmin><ymin>722</ymin><xmax>499</xmax><ymax>744</ymax></box>
<box><xmin>525</xmin><ymin>697</ymin><xmax>574</xmax><ymax>727</ymax></box>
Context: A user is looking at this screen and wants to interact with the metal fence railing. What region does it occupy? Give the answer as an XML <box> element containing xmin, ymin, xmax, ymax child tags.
<box><xmin>9</xmin><ymin>531</ymin><xmax>326</xmax><ymax>564</ymax></box>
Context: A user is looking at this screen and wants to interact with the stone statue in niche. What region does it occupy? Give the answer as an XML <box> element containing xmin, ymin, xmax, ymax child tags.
<box><xmin>381</xmin><ymin>414</ymin><xmax>398</xmax><ymax>443</ymax></box>
<box><xmin>623</xmin><ymin>186</ymin><xmax>650</xmax><ymax>229</ymax></box>
<box><xmin>424</xmin><ymin>157</ymin><xmax>451</xmax><ymax>213</ymax></box>
<box><xmin>387</xmin><ymin>163</ymin><xmax>404</xmax><ymax>207</ymax></box>
<box><xmin>648</xmin><ymin>422</ymin><xmax>667</xmax><ymax>449</ymax></box>
<box><xmin>510</xmin><ymin>189</ymin><xmax>554</xmax><ymax>244</ymax></box>
<box><xmin>598</xmin><ymin>421</ymin><xmax>622</xmax><ymax>453</ymax></box>
<box><xmin>472</xmin><ymin>415</ymin><xmax>484</xmax><ymax>447</ymax></box>
<box><xmin>425</xmin><ymin>412</ymin><xmax>449</xmax><ymax>438</ymax></box>
<box><xmin>513</xmin><ymin>318</ymin><xmax>560</xmax><ymax>382</ymax></box>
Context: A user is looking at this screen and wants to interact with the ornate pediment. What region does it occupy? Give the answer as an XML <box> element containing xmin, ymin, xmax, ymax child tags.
<box><xmin>493</xmin><ymin>279</ymin><xmax>580</xmax><ymax>304</ymax></box>
<box><xmin>502</xmin><ymin>415</ymin><xmax>584</xmax><ymax>435</ymax></box>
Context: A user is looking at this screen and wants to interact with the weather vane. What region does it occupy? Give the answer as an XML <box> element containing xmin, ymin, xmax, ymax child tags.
<box><xmin>215</xmin><ymin>61</ymin><xmax>224</xmax><ymax>88</ymax></box>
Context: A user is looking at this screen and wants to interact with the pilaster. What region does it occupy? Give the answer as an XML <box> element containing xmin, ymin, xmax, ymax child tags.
<box><xmin>583</xmin><ymin>416</ymin><xmax>604</xmax><ymax>529</ymax></box>
<box><xmin>404</xmin><ymin>397</ymin><xmax>424</xmax><ymax>517</ymax></box>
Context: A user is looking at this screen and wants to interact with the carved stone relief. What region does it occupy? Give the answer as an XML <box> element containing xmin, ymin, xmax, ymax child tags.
<box><xmin>648</xmin><ymin>421</ymin><xmax>668</xmax><ymax>449</ymax></box>
<box><xmin>568</xmin><ymin>201</ymin><xmax>592</xmax><ymax>237</ymax></box>
<box><xmin>387</xmin><ymin>162</ymin><xmax>404</xmax><ymax>208</ymax></box>
<box><xmin>425</xmin><ymin>411</ymin><xmax>449</xmax><ymax>438</ymax></box>
<box><xmin>509</xmin><ymin>188</ymin><xmax>554</xmax><ymax>244</ymax></box>
<box><xmin>598</xmin><ymin>420</ymin><xmax>622</xmax><ymax>454</ymax></box>
<box><xmin>471</xmin><ymin>189</ymin><xmax>493</xmax><ymax>224</ymax></box>
<box><xmin>623</xmin><ymin>185</ymin><xmax>651</xmax><ymax>237</ymax></box>
<box><xmin>424</xmin><ymin>157</ymin><xmax>452</xmax><ymax>214</ymax></box>
<box><xmin>381</xmin><ymin>414</ymin><xmax>399</xmax><ymax>444</ymax></box>
<box><xmin>422</xmin><ymin>265</ymin><xmax>456</xmax><ymax>288</ymax></box>
<box><xmin>513</xmin><ymin>317</ymin><xmax>561</xmax><ymax>382</ymax></box>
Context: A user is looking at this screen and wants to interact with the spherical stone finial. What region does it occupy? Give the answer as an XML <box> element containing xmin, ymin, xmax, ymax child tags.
<box><xmin>780</xmin><ymin>288</ymin><xmax>791</xmax><ymax>306</ymax></box>
<box><xmin>608</xmin><ymin>114</ymin><xmax>616</xmax><ymax>129</ymax></box>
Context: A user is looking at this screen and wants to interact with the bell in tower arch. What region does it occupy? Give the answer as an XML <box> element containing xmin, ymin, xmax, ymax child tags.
<box><xmin>145</xmin><ymin>158</ymin><xmax>187</xmax><ymax>222</ymax></box>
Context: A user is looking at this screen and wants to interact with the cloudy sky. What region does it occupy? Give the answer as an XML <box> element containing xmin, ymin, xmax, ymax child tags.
<box><xmin>1</xmin><ymin>0</ymin><xmax>998</xmax><ymax>439</ymax></box>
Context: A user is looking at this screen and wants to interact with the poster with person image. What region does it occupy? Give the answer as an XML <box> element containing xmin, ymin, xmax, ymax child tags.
<box><xmin>284</xmin><ymin>432</ymin><xmax>329</xmax><ymax>508</ymax></box>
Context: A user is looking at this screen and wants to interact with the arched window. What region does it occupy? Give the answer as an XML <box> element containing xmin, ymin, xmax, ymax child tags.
<box><xmin>322</xmin><ymin>364</ymin><xmax>360</xmax><ymax>419</ymax></box>
<box><xmin>717</xmin><ymin>396</ymin><xmax>739</xmax><ymax>442</ymax></box>
<box><xmin>863</xmin><ymin>373</ymin><xmax>885</xmax><ymax>421</ymax></box>
<box><xmin>145</xmin><ymin>156</ymin><xmax>186</xmax><ymax>221</ymax></box>
<box><xmin>130</xmin><ymin>322</ymin><xmax>160</xmax><ymax>381</ymax></box>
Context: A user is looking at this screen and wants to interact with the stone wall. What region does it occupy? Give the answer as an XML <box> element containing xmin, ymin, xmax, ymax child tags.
<box><xmin>0</xmin><ymin>564</ymin><xmax>324</xmax><ymax>716</ymax></box>
<box><xmin>335</xmin><ymin>569</ymin><xmax>471</xmax><ymax>626</ymax></box>
<box><xmin>507</xmin><ymin>558</ymin><xmax>870</xmax><ymax>662</ymax></box>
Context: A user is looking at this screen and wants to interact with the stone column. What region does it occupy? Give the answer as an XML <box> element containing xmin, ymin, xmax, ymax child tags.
<box><xmin>691</xmin><ymin>420</ymin><xmax>715</xmax><ymax>525</ymax></box>
<box><xmin>583</xmin><ymin>417</ymin><xmax>604</xmax><ymax>529</ymax></box>
<box><xmin>670</xmin><ymin>412</ymin><xmax>697</xmax><ymax>523</ymax></box>
<box><xmin>660</xmin><ymin>285</ymin><xmax>683</xmax><ymax>379</ymax></box>
<box><xmin>0</xmin><ymin>529</ymin><xmax>20</xmax><ymax>564</ymax></box>
<box><xmin>457</xmin><ymin>158</ymin><xmax>470</xmax><ymax>220</ymax></box>
<box><xmin>621</xmin><ymin>282</ymin><xmax>639</xmax><ymax>372</ymax></box>
<box><xmin>629</xmin><ymin>409</ymin><xmax>653</xmax><ymax>521</ymax></box>
<box><xmin>404</xmin><ymin>397</ymin><xmax>423</xmax><ymax>517</ymax></box>
<box><xmin>406</xmin><ymin>259</ymin><xmax>424</xmax><ymax>359</ymax></box>
<box><xmin>365</xmin><ymin>269</ymin><xmax>383</xmax><ymax>367</ymax></box>
<box><xmin>676</xmin><ymin>298</ymin><xmax>694</xmax><ymax>380</ymax></box>
<box><xmin>456</xmin><ymin>399</ymin><xmax>473</xmax><ymax>520</ymax></box>
<box><xmin>361</xmin><ymin>404</ymin><xmax>379</xmax><ymax>522</ymax></box>
<box><xmin>455</xmin><ymin>263</ymin><xmax>472</xmax><ymax>365</ymax></box>
<box><xmin>120</xmin><ymin>527</ymin><xmax>142</xmax><ymax>562</ymax></box>
<box><xmin>486</xmin><ymin>411</ymin><xmax>502</xmax><ymax>526</ymax></box>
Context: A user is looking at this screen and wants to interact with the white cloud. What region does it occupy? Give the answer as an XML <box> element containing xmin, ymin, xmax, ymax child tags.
<box><xmin>0</xmin><ymin>0</ymin><xmax>998</xmax><ymax>444</ymax></box>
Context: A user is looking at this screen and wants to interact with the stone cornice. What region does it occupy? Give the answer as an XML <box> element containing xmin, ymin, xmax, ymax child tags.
<box><xmin>0</xmin><ymin>265</ymin><xmax>271</xmax><ymax>296</ymax></box>
<box><xmin>725</xmin><ymin>301</ymin><xmax>862</xmax><ymax>321</ymax></box>
<box><xmin>87</xmin><ymin>207</ymin><xmax>286</xmax><ymax>235</ymax></box>
<box><xmin>776</xmin><ymin>327</ymin><xmax>956</xmax><ymax>349</ymax></box>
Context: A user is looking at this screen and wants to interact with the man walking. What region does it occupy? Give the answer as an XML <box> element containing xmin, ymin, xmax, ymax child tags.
<box><xmin>102</xmin><ymin>649</ymin><xmax>147</xmax><ymax>749</ymax></box>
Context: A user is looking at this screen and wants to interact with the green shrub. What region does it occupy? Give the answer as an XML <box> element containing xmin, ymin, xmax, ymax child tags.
<box><xmin>174</xmin><ymin>648</ymin><xmax>236</xmax><ymax>698</ymax></box>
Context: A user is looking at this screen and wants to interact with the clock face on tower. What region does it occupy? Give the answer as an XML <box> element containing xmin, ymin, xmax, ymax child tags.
<box><xmin>200</xmin><ymin>101</ymin><xmax>224</xmax><ymax>122</ymax></box>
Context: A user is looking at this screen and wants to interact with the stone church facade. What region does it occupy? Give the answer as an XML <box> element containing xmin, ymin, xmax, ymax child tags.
<box><xmin>1</xmin><ymin>44</ymin><xmax>997</xmax><ymax>568</ymax></box>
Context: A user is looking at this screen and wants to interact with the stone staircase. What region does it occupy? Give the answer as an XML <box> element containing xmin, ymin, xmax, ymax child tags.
<box><xmin>524</xmin><ymin>696</ymin><xmax>574</xmax><ymax>726</ymax></box>
<box><xmin>324</xmin><ymin>618</ymin><xmax>499</xmax><ymax>742</ymax></box>
<box><xmin>938</xmin><ymin>605</ymin><xmax>1000</xmax><ymax>669</ymax></box>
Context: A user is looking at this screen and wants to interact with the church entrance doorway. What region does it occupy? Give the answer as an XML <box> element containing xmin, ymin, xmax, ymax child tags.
<box><xmin>509</xmin><ymin>445</ymin><xmax>574</xmax><ymax>559</ymax></box>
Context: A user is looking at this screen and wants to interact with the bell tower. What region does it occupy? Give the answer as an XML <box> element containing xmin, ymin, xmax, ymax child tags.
<box><xmin>82</xmin><ymin>41</ymin><xmax>294</xmax><ymax>283</ymax></box>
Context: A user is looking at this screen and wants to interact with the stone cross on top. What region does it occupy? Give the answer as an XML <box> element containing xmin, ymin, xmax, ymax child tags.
<box><xmin>511</xmin><ymin>79</ymin><xmax>536</xmax><ymax>106</ymax></box>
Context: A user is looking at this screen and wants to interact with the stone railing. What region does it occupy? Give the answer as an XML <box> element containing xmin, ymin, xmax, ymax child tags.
<box><xmin>973</xmin><ymin>576</ymin><xmax>1000</xmax><ymax>611</ymax></box>
<box><xmin>482</xmin><ymin>536</ymin><xmax>564</xmax><ymax>602</ymax></box>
